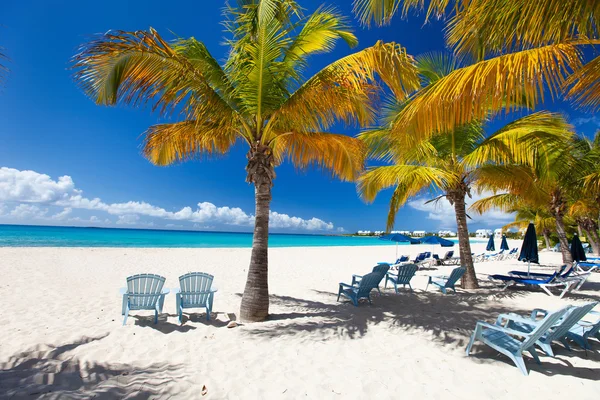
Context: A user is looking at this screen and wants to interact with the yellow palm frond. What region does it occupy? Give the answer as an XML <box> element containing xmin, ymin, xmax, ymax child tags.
<box><xmin>473</xmin><ymin>165</ymin><xmax>550</xmax><ymax>207</ymax></box>
<box><xmin>583</xmin><ymin>171</ymin><xmax>600</xmax><ymax>193</ymax></box>
<box><xmin>447</xmin><ymin>0</ymin><xmax>600</xmax><ymax>57</ymax></box>
<box><xmin>388</xmin><ymin>44</ymin><xmax>582</xmax><ymax>140</ymax></box>
<box><xmin>352</xmin><ymin>0</ymin><xmax>454</xmax><ymax>26</ymax></box>
<box><xmin>463</xmin><ymin>112</ymin><xmax>573</xmax><ymax>166</ymax></box>
<box><xmin>469</xmin><ymin>193</ymin><xmax>521</xmax><ymax>214</ymax></box>
<box><xmin>72</xmin><ymin>28</ymin><xmax>237</xmax><ymax>123</ymax></box>
<box><xmin>271</xmin><ymin>132</ymin><xmax>366</xmax><ymax>181</ymax></box>
<box><xmin>565</xmin><ymin>54</ymin><xmax>600</xmax><ymax>110</ymax></box>
<box><xmin>357</xmin><ymin>164</ymin><xmax>454</xmax><ymax>203</ymax></box>
<box><xmin>142</xmin><ymin>121</ymin><xmax>241</xmax><ymax>166</ymax></box>
<box><xmin>269</xmin><ymin>41</ymin><xmax>420</xmax><ymax>139</ymax></box>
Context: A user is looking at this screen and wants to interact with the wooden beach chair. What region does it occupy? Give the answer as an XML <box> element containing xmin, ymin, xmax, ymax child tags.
<box><xmin>121</xmin><ymin>273</ymin><xmax>169</xmax><ymax>325</ymax></box>
<box><xmin>175</xmin><ymin>272</ymin><xmax>218</xmax><ymax>323</ymax></box>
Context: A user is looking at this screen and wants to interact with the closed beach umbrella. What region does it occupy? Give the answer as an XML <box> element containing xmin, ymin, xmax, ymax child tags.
<box><xmin>571</xmin><ymin>234</ymin><xmax>587</xmax><ymax>263</ymax></box>
<box><xmin>486</xmin><ymin>235</ymin><xmax>495</xmax><ymax>252</ymax></box>
<box><xmin>518</xmin><ymin>223</ymin><xmax>539</xmax><ymax>276</ymax></box>
<box><xmin>500</xmin><ymin>235</ymin><xmax>509</xmax><ymax>251</ymax></box>
<box><xmin>379</xmin><ymin>234</ymin><xmax>416</xmax><ymax>259</ymax></box>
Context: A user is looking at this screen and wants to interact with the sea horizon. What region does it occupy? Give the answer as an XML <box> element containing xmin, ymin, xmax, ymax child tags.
<box><xmin>0</xmin><ymin>224</ymin><xmax>478</xmax><ymax>248</ymax></box>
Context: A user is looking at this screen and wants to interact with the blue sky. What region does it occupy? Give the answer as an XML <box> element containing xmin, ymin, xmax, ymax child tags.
<box><xmin>0</xmin><ymin>1</ymin><xmax>598</xmax><ymax>234</ymax></box>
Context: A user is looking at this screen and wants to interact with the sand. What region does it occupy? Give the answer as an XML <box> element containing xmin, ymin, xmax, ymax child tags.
<box><xmin>0</xmin><ymin>241</ymin><xmax>599</xmax><ymax>399</ymax></box>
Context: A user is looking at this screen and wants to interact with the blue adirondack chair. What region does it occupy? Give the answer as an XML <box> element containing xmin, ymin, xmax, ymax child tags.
<box><xmin>466</xmin><ymin>306</ymin><xmax>571</xmax><ymax>375</ymax></box>
<box><xmin>175</xmin><ymin>272</ymin><xmax>218</xmax><ymax>323</ymax></box>
<box><xmin>385</xmin><ymin>264</ymin><xmax>418</xmax><ymax>294</ymax></box>
<box><xmin>426</xmin><ymin>267</ymin><xmax>466</xmax><ymax>294</ymax></box>
<box><xmin>338</xmin><ymin>272</ymin><xmax>381</xmax><ymax>306</ymax></box>
<box><xmin>352</xmin><ymin>264</ymin><xmax>390</xmax><ymax>294</ymax></box>
<box><xmin>499</xmin><ymin>302</ymin><xmax>598</xmax><ymax>356</ymax></box>
<box><xmin>567</xmin><ymin>310</ymin><xmax>600</xmax><ymax>349</ymax></box>
<box><xmin>121</xmin><ymin>273</ymin><xmax>169</xmax><ymax>325</ymax></box>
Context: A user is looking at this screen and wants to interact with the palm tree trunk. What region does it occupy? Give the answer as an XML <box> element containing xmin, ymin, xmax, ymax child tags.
<box><xmin>240</xmin><ymin>143</ymin><xmax>275</xmax><ymax>322</ymax></box>
<box><xmin>452</xmin><ymin>194</ymin><xmax>478</xmax><ymax>289</ymax></box>
<box><xmin>580</xmin><ymin>218</ymin><xmax>600</xmax><ymax>256</ymax></box>
<box><xmin>542</xmin><ymin>229</ymin><xmax>551</xmax><ymax>250</ymax></box>
<box><xmin>554</xmin><ymin>212</ymin><xmax>573</xmax><ymax>265</ymax></box>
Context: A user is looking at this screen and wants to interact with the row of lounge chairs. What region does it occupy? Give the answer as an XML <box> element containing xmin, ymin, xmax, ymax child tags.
<box><xmin>467</xmin><ymin>301</ymin><xmax>600</xmax><ymax>375</ymax></box>
<box><xmin>489</xmin><ymin>265</ymin><xmax>591</xmax><ymax>298</ymax></box>
<box><xmin>337</xmin><ymin>264</ymin><xmax>466</xmax><ymax>306</ymax></box>
<box><xmin>120</xmin><ymin>272</ymin><xmax>217</xmax><ymax>325</ymax></box>
<box><xmin>383</xmin><ymin>251</ymin><xmax>460</xmax><ymax>270</ymax></box>
<box><xmin>473</xmin><ymin>248</ymin><xmax>518</xmax><ymax>263</ymax></box>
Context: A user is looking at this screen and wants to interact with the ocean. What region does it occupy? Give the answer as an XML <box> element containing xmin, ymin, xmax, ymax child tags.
<box><xmin>0</xmin><ymin>224</ymin><xmax>460</xmax><ymax>248</ymax></box>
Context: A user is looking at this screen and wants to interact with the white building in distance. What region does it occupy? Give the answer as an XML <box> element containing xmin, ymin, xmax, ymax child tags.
<box><xmin>438</xmin><ymin>230</ymin><xmax>457</xmax><ymax>237</ymax></box>
<box><xmin>475</xmin><ymin>229</ymin><xmax>493</xmax><ymax>238</ymax></box>
<box><xmin>412</xmin><ymin>230</ymin><xmax>426</xmax><ymax>237</ymax></box>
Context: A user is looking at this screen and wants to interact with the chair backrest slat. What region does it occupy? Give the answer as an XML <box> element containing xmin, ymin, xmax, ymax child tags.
<box><xmin>179</xmin><ymin>272</ymin><xmax>214</xmax><ymax>306</ymax></box>
<box><xmin>521</xmin><ymin>307</ymin><xmax>571</xmax><ymax>350</ymax></box>
<box><xmin>446</xmin><ymin>267</ymin><xmax>466</xmax><ymax>288</ymax></box>
<box><xmin>397</xmin><ymin>264</ymin><xmax>418</xmax><ymax>284</ymax></box>
<box><xmin>372</xmin><ymin>264</ymin><xmax>390</xmax><ymax>275</ymax></box>
<box><xmin>126</xmin><ymin>274</ymin><xmax>166</xmax><ymax>310</ymax></box>
<box><xmin>548</xmin><ymin>302</ymin><xmax>598</xmax><ymax>341</ymax></box>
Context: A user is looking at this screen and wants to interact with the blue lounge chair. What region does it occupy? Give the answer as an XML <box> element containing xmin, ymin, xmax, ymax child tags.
<box><xmin>498</xmin><ymin>302</ymin><xmax>598</xmax><ymax>356</ymax></box>
<box><xmin>412</xmin><ymin>253</ymin><xmax>426</xmax><ymax>263</ymax></box>
<box><xmin>489</xmin><ymin>271</ymin><xmax>579</xmax><ymax>298</ymax></box>
<box><xmin>426</xmin><ymin>267</ymin><xmax>466</xmax><ymax>294</ymax></box>
<box><xmin>567</xmin><ymin>310</ymin><xmax>600</xmax><ymax>349</ymax></box>
<box><xmin>352</xmin><ymin>264</ymin><xmax>390</xmax><ymax>294</ymax></box>
<box><xmin>576</xmin><ymin>262</ymin><xmax>599</xmax><ymax>273</ymax></box>
<box><xmin>338</xmin><ymin>272</ymin><xmax>381</xmax><ymax>306</ymax></box>
<box><xmin>385</xmin><ymin>264</ymin><xmax>418</xmax><ymax>293</ymax></box>
<box><xmin>466</xmin><ymin>306</ymin><xmax>571</xmax><ymax>375</ymax></box>
<box><xmin>175</xmin><ymin>272</ymin><xmax>218</xmax><ymax>323</ymax></box>
<box><xmin>121</xmin><ymin>273</ymin><xmax>169</xmax><ymax>325</ymax></box>
<box><xmin>508</xmin><ymin>265</ymin><xmax>570</xmax><ymax>280</ymax></box>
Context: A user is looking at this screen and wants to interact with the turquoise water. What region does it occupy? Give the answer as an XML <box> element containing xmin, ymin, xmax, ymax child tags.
<box><xmin>0</xmin><ymin>224</ymin><xmax>453</xmax><ymax>248</ymax></box>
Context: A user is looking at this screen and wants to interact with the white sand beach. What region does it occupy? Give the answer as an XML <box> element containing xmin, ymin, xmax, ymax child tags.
<box><xmin>1</xmin><ymin>242</ymin><xmax>599</xmax><ymax>399</ymax></box>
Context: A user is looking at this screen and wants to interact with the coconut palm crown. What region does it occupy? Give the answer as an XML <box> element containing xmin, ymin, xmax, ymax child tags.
<box><xmin>71</xmin><ymin>0</ymin><xmax>420</xmax><ymax>322</ymax></box>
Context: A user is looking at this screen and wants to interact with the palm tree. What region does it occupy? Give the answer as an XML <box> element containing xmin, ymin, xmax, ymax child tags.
<box><xmin>358</xmin><ymin>52</ymin><xmax>572</xmax><ymax>288</ymax></box>
<box><xmin>352</xmin><ymin>0</ymin><xmax>598</xmax><ymax>139</ymax></box>
<box><xmin>502</xmin><ymin>206</ymin><xmax>557</xmax><ymax>250</ymax></box>
<box><xmin>71</xmin><ymin>1</ymin><xmax>420</xmax><ymax>322</ymax></box>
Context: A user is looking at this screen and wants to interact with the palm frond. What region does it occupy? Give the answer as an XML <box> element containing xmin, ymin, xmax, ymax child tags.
<box><xmin>352</xmin><ymin>0</ymin><xmax>454</xmax><ymax>26</ymax></box>
<box><xmin>357</xmin><ymin>164</ymin><xmax>454</xmax><ymax>203</ymax></box>
<box><xmin>447</xmin><ymin>0</ymin><xmax>600</xmax><ymax>57</ymax></box>
<box><xmin>469</xmin><ymin>193</ymin><xmax>522</xmax><ymax>214</ymax></box>
<box><xmin>71</xmin><ymin>28</ymin><xmax>237</xmax><ymax>124</ymax></box>
<box><xmin>142</xmin><ymin>121</ymin><xmax>241</xmax><ymax>165</ymax></box>
<box><xmin>272</xmin><ymin>132</ymin><xmax>366</xmax><ymax>181</ymax></box>
<box><xmin>387</xmin><ymin>44</ymin><xmax>582</xmax><ymax>140</ymax></box>
<box><xmin>269</xmin><ymin>41</ymin><xmax>420</xmax><ymax>137</ymax></box>
<box><xmin>565</xmin><ymin>54</ymin><xmax>600</xmax><ymax>110</ymax></box>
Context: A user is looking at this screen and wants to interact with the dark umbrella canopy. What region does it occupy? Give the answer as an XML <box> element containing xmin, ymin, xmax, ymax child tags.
<box><xmin>486</xmin><ymin>235</ymin><xmax>496</xmax><ymax>252</ymax></box>
<box><xmin>571</xmin><ymin>234</ymin><xmax>587</xmax><ymax>262</ymax></box>
<box><xmin>419</xmin><ymin>236</ymin><xmax>455</xmax><ymax>247</ymax></box>
<box><xmin>500</xmin><ymin>235</ymin><xmax>509</xmax><ymax>251</ymax></box>
<box><xmin>519</xmin><ymin>223</ymin><xmax>539</xmax><ymax>264</ymax></box>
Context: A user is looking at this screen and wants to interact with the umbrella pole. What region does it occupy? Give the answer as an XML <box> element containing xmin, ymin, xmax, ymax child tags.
<box><xmin>395</xmin><ymin>242</ymin><xmax>398</xmax><ymax>260</ymax></box>
<box><xmin>527</xmin><ymin>261</ymin><xmax>531</xmax><ymax>278</ymax></box>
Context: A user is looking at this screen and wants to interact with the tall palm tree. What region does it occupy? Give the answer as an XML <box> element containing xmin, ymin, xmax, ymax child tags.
<box><xmin>72</xmin><ymin>0</ymin><xmax>420</xmax><ymax>322</ymax></box>
<box><xmin>358</xmin><ymin>53</ymin><xmax>572</xmax><ymax>288</ymax></box>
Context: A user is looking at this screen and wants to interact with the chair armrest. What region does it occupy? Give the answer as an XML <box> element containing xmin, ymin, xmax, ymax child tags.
<box><xmin>476</xmin><ymin>321</ymin><xmax>530</xmax><ymax>338</ymax></box>
<box><xmin>352</xmin><ymin>274</ymin><xmax>363</xmax><ymax>279</ymax></box>
<box><xmin>530</xmin><ymin>308</ymin><xmax>548</xmax><ymax>319</ymax></box>
<box><xmin>162</xmin><ymin>288</ymin><xmax>170</xmax><ymax>295</ymax></box>
<box><xmin>339</xmin><ymin>283</ymin><xmax>353</xmax><ymax>289</ymax></box>
<box><xmin>119</xmin><ymin>287</ymin><xmax>127</xmax><ymax>295</ymax></box>
<box><xmin>496</xmin><ymin>313</ymin><xmax>537</xmax><ymax>327</ymax></box>
<box><xmin>210</xmin><ymin>287</ymin><xmax>218</xmax><ymax>293</ymax></box>
<box><xmin>173</xmin><ymin>288</ymin><xmax>181</xmax><ymax>294</ymax></box>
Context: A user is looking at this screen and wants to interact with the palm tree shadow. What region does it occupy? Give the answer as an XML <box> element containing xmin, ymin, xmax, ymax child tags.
<box><xmin>0</xmin><ymin>334</ymin><xmax>185</xmax><ymax>398</ymax></box>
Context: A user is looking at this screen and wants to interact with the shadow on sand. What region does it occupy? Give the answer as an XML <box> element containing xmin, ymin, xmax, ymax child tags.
<box><xmin>0</xmin><ymin>334</ymin><xmax>185</xmax><ymax>398</ymax></box>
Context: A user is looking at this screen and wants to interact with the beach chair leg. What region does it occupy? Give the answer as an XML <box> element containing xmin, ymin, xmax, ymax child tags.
<box><xmin>559</xmin><ymin>338</ymin><xmax>572</xmax><ymax>351</ymax></box>
<box><xmin>121</xmin><ymin>294</ymin><xmax>128</xmax><ymax>315</ymax></box>
<box><xmin>206</xmin><ymin>306</ymin><xmax>211</xmax><ymax>321</ymax></box>
<box><xmin>425</xmin><ymin>277</ymin><xmax>431</xmax><ymax>292</ymax></box>
<box><xmin>529</xmin><ymin>347</ymin><xmax>542</xmax><ymax>364</ymax></box>
<box><xmin>122</xmin><ymin>303</ymin><xmax>130</xmax><ymax>326</ymax></box>
<box><xmin>408</xmin><ymin>283</ymin><xmax>413</xmax><ymax>292</ymax></box>
<box><xmin>512</xmin><ymin>355</ymin><xmax>529</xmax><ymax>376</ymax></box>
<box><xmin>538</xmin><ymin>343</ymin><xmax>554</xmax><ymax>357</ymax></box>
<box><xmin>465</xmin><ymin>326</ymin><xmax>480</xmax><ymax>356</ymax></box>
<box><xmin>337</xmin><ymin>286</ymin><xmax>342</xmax><ymax>302</ymax></box>
<box><xmin>154</xmin><ymin>307</ymin><xmax>159</xmax><ymax>324</ymax></box>
<box><xmin>158</xmin><ymin>294</ymin><xmax>166</xmax><ymax>313</ymax></box>
<box><xmin>540</xmin><ymin>284</ymin><xmax>555</xmax><ymax>297</ymax></box>
<box><xmin>440</xmin><ymin>287</ymin><xmax>447</xmax><ymax>295</ymax></box>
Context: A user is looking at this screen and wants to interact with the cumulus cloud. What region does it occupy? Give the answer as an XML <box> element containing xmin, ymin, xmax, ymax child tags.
<box><xmin>572</xmin><ymin>115</ymin><xmax>600</xmax><ymax>128</ymax></box>
<box><xmin>10</xmin><ymin>204</ymin><xmax>48</xmax><ymax>219</ymax></box>
<box><xmin>0</xmin><ymin>167</ymin><xmax>336</xmax><ymax>232</ymax></box>
<box><xmin>407</xmin><ymin>190</ymin><xmax>514</xmax><ymax>229</ymax></box>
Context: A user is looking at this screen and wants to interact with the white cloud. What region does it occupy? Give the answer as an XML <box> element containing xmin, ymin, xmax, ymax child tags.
<box><xmin>51</xmin><ymin>207</ymin><xmax>72</xmax><ymax>220</ymax></box>
<box><xmin>90</xmin><ymin>216</ymin><xmax>100</xmax><ymax>223</ymax></box>
<box><xmin>10</xmin><ymin>204</ymin><xmax>48</xmax><ymax>219</ymax></box>
<box><xmin>0</xmin><ymin>167</ymin><xmax>336</xmax><ymax>232</ymax></box>
<box><xmin>407</xmin><ymin>190</ymin><xmax>514</xmax><ymax>229</ymax></box>
<box><xmin>0</xmin><ymin>203</ymin><xmax>6</xmax><ymax>216</ymax></box>
<box><xmin>573</xmin><ymin>115</ymin><xmax>600</xmax><ymax>128</ymax></box>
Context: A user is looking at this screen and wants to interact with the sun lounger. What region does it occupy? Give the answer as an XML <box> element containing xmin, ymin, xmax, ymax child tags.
<box><xmin>466</xmin><ymin>306</ymin><xmax>570</xmax><ymax>375</ymax></box>
<box><xmin>121</xmin><ymin>273</ymin><xmax>169</xmax><ymax>325</ymax></box>
<box><xmin>576</xmin><ymin>262</ymin><xmax>599</xmax><ymax>273</ymax></box>
<box><xmin>508</xmin><ymin>265</ymin><xmax>569</xmax><ymax>279</ymax></box>
<box><xmin>425</xmin><ymin>267</ymin><xmax>466</xmax><ymax>294</ymax></box>
<box><xmin>338</xmin><ymin>272</ymin><xmax>382</xmax><ymax>306</ymax></box>
<box><xmin>175</xmin><ymin>272</ymin><xmax>217</xmax><ymax>323</ymax></box>
<box><xmin>498</xmin><ymin>302</ymin><xmax>598</xmax><ymax>356</ymax></box>
<box><xmin>385</xmin><ymin>263</ymin><xmax>418</xmax><ymax>293</ymax></box>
